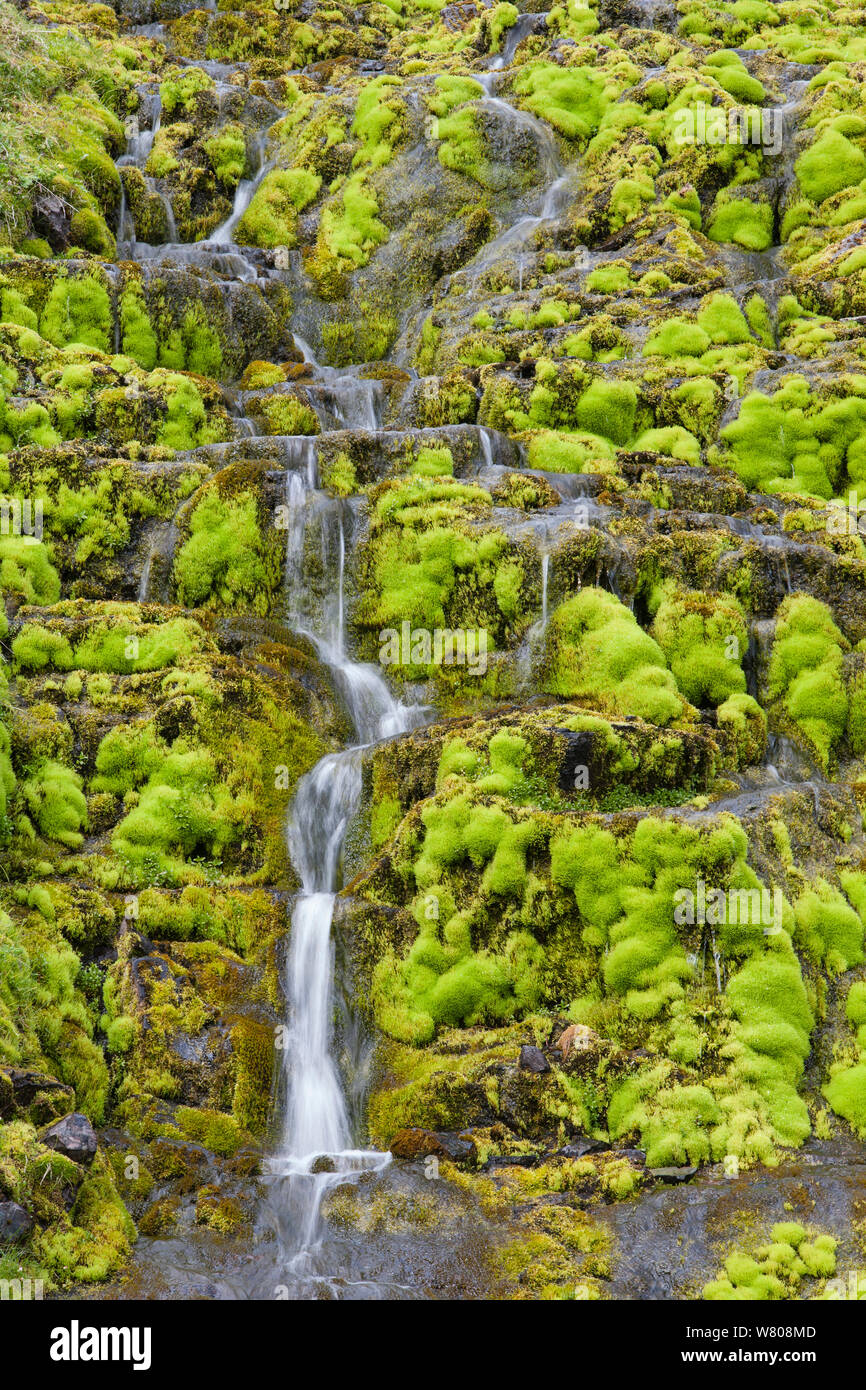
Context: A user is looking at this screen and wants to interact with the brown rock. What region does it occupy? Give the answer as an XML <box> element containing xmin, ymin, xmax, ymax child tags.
<box><xmin>388</xmin><ymin>1128</ymin><xmax>475</xmax><ymax>1164</ymax></box>
<box><xmin>556</xmin><ymin>1024</ymin><xmax>599</xmax><ymax>1061</ymax></box>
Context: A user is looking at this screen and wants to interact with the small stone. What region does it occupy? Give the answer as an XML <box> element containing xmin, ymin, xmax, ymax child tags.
<box><xmin>556</xmin><ymin>1024</ymin><xmax>599</xmax><ymax>1061</ymax></box>
<box><xmin>649</xmin><ymin>1165</ymin><xmax>698</xmax><ymax>1183</ymax></box>
<box><xmin>618</xmin><ymin>1148</ymin><xmax>647</xmax><ymax>1166</ymax></box>
<box><xmin>40</xmin><ymin>1112</ymin><xmax>98</xmax><ymax>1164</ymax></box>
<box><xmin>310</xmin><ymin>1155</ymin><xmax>336</xmax><ymax>1174</ymax></box>
<box><xmin>0</xmin><ymin>1201</ymin><xmax>33</xmax><ymax>1243</ymax></box>
<box><xmin>483</xmin><ymin>1152</ymin><xmax>540</xmax><ymax>1170</ymax></box>
<box><xmin>519</xmin><ymin>1044</ymin><xmax>551</xmax><ymax>1074</ymax></box>
<box><xmin>558</xmin><ymin>1137</ymin><xmax>611</xmax><ymax>1158</ymax></box>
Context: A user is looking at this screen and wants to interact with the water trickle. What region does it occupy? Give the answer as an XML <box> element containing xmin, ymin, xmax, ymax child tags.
<box><xmin>710</xmin><ymin>931</ymin><xmax>723</xmax><ymax>993</ymax></box>
<box><xmin>160</xmin><ymin>191</ymin><xmax>177</xmax><ymax>243</ymax></box>
<box><xmin>480</xmin><ymin>426</ymin><xmax>494</xmax><ymax>471</ymax></box>
<box><xmin>211</xmin><ymin>134</ymin><xmax>273</xmax><ymax>246</ymax></box>
<box><xmin>116</xmin><ymin>90</ymin><xmax>167</xmax><ymax>253</ymax></box>
<box><xmin>267</xmin><ymin>454</ymin><xmax>427</xmax><ymax>1288</ymax></box>
<box><xmin>138</xmin><ymin>513</ymin><xmax>181</xmax><ymax>604</ymax></box>
<box><xmin>488</xmin><ymin>12</ymin><xmax>541</xmax><ymax>71</ymax></box>
<box><xmin>304</xmin><ymin>374</ymin><xmax>383</xmax><ymax>432</ymax></box>
<box><xmin>292</xmin><ymin>334</ymin><xmax>319</xmax><ymax>367</ymax></box>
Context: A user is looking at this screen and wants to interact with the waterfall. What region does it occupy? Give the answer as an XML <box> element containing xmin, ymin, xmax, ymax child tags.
<box><xmin>211</xmin><ymin>134</ymin><xmax>275</xmax><ymax>246</ymax></box>
<box><xmin>305</xmin><ymin>375</ymin><xmax>382</xmax><ymax>432</ymax></box>
<box><xmin>138</xmin><ymin>517</ymin><xmax>179</xmax><ymax>604</ymax></box>
<box><xmin>116</xmin><ymin>90</ymin><xmax>165</xmax><ymax>252</ymax></box>
<box><xmin>266</xmin><ymin>443</ymin><xmax>427</xmax><ymax>1287</ymax></box>
<box><xmin>488</xmin><ymin>12</ymin><xmax>540</xmax><ymax>72</ymax></box>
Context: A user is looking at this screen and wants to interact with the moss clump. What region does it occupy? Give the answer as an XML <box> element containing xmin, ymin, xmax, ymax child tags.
<box><xmin>526</xmin><ymin>430</ymin><xmax>616</xmax><ymax>474</ymax></box>
<box><xmin>767</xmin><ymin>594</ymin><xmax>848</xmax><ymax>768</ymax></box>
<box><xmin>236</xmin><ymin>168</ymin><xmax>322</xmax><ymax>248</ymax></box>
<box><xmin>373</xmin><ymin>903</ymin><xmax>545</xmax><ymax>1044</ymax></box>
<box><xmin>13</xmin><ymin>617</ymin><xmax>206</xmax><ymax>675</ymax></box>
<box><xmin>20</xmin><ymin>760</ymin><xmax>88</xmax><ymax>849</ymax></box>
<box><xmin>703</xmin><ymin>1225</ymin><xmax>837</xmax><ymax>1300</ymax></box>
<box><xmin>119</xmin><ymin>283</ymin><xmax>157</xmax><ymax>371</ymax></box>
<box><xmin>793</xmin><ymin>880</ymin><xmax>864</xmax><ymax>974</ymax></box>
<box><xmin>358</xmin><ymin>475</ymin><xmax>525</xmax><ymax>672</ymax></box>
<box><xmin>172</xmin><ymin>1106</ymin><xmax>246</xmax><ymax>1157</ymax></box>
<box><xmin>488</xmin><ymin>1</ymin><xmax>518</xmax><ymax>52</ymax></box>
<box><xmin>427</xmin><ymin>76</ymin><xmax>484</xmax><ymax>119</ymax></box>
<box><xmin>204</xmin><ymin>125</ymin><xmax>247</xmax><ymax>188</ymax></box>
<box><xmin>173</xmin><ymin>489</ymin><xmax>274</xmax><ymax>615</ymax></box>
<box><xmin>717</xmin><ymin>692</ymin><xmax>767</xmax><ymax>767</ymax></box>
<box><xmin>309</xmin><ymin>75</ymin><xmax>404</xmax><ymax>290</ymax></box>
<box><xmin>650</xmin><ymin>584</ymin><xmax>748</xmax><ymax>707</ymax></box>
<box><xmin>256</xmin><ymin>394</ymin><xmax>320</xmax><ymax>436</ymax></box>
<box><xmin>512</xmin><ymin>63</ymin><xmax>609</xmax><ymax>142</ymax></box>
<box><xmin>719</xmin><ymin>376</ymin><xmax>866</xmax><ymax>499</ymax></box>
<box><xmin>824</xmin><ymin>1062</ymin><xmax>866</xmax><ymax>1138</ymax></box>
<box><xmin>68</xmin><ymin>209</ymin><xmax>115</xmax><ymax>258</ymax></box>
<box><xmin>795</xmin><ymin>130</ymin><xmax>866</xmax><ymax>204</ymax></box>
<box><xmin>0</xmin><ymin>537</ymin><xmax>60</xmax><ymax>605</ymax></box>
<box><xmin>543</xmin><ymin>587</ymin><xmax>684</xmax><ymax>725</ymax></box>
<box><xmin>158</xmin><ymin>374</ymin><xmax>224</xmax><ymax>450</ymax></box>
<box><xmin>40</xmin><ymin>274</ymin><xmax>112</xmax><ymax>354</ymax></box>
<box><xmin>33</xmin><ymin>1152</ymin><xmax>135</xmax><ymax>1285</ymax></box>
<box><xmin>708</xmin><ymin>195</ymin><xmax>774</xmax><ymax>252</ymax></box>
<box><xmin>645</xmin><ymin>319</ymin><xmax>711</xmax><ymax>359</ymax></box>
<box><xmin>110</xmin><ymin>742</ymin><xmax>247</xmax><ymax>882</ymax></box>
<box><xmin>159</xmin><ymin>66</ymin><xmax>213</xmax><ymax>117</ymax></box>
<box><xmin>846</xmin><ymin>981</ymin><xmax>866</xmax><ymax>1029</ymax></box>
<box><xmin>574</xmin><ymin>379</ymin><xmax>638</xmax><ymax>447</ymax></box>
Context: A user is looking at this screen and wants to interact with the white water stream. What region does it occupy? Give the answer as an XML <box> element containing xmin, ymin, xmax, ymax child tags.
<box><xmin>265</xmin><ymin>403</ymin><xmax>427</xmax><ymax>1287</ymax></box>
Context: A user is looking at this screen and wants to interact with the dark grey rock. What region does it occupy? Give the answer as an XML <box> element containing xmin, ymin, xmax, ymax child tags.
<box><xmin>519</xmin><ymin>1044</ymin><xmax>551</xmax><ymax>1074</ymax></box>
<box><xmin>558</xmin><ymin>1137</ymin><xmax>611</xmax><ymax>1158</ymax></box>
<box><xmin>40</xmin><ymin>1112</ymin><xmax>98</xmax><ymax>1164</ymax></box>
<box><xmin>0</xmin><ymin>1201</ymin><xmax>33</xmax><ymax>1243</ymax></box>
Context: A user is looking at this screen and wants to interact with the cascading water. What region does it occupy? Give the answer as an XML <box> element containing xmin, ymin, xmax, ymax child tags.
<box><xmin>263</xmin><ymin>395</ymin><xmax>426</xmax><ymax>1292</ymax></box>
<box><xmin>211</xmin><ymin>133</ymin><xmax>275</xmax><ymax>245</ymax></box>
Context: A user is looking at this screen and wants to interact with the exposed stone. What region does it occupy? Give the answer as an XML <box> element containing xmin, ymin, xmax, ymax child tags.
<box><xmin>557</xmin><ymin>1138</ymin><xmax>612</xmax><ymax>1159</ymax></box>
<box><xmin>40</xmin><ymin>1113</ymin><xmax>98</xmax><ymax>1165</ymax></box>
<box><xmin>0</xmin><ymin>1201</ymin><xmax>33</xmax><ymax>1243</ymax></box>
<box><xmin>648</xmin><ymin>1167</ymin><xmax>698</xmax><ymax>1183</ymax></box>
<box><xmin>519</xmin><ymin>1045</ymin><xmax>551</xmax><ymax>1074</ymax></box>
<box><xmin>389</xmin><ymin>1128</ymin><xmax>476</xmax><ymax>1165</ymax></box>
<box><xmin>554</xmin><ymin>1025</ymin><xmax>599</xmax><ymax>1062</ymax></box>
<box><xmin>618</xmin><ymin>1149</ymin><xmax>647</xmax><ymax>1167</ymax></box>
